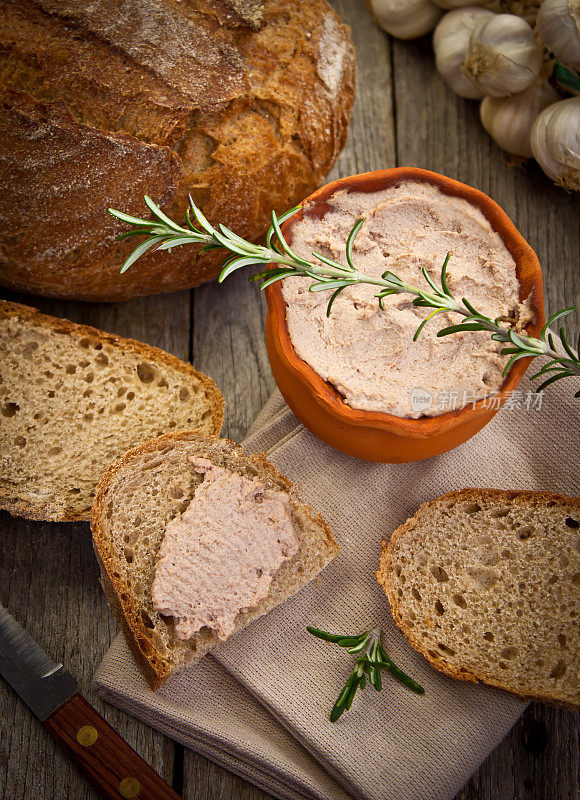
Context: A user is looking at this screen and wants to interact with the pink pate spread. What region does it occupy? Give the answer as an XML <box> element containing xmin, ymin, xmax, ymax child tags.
<box><xmin>151</xmin><ymin>458</ymin><xmax>299</xmax><ymax>641</ymax></box>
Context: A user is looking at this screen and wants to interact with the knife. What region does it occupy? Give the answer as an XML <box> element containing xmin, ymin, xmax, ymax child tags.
<box><xmin>0</xmin><ymin>602</ymin><xmax>181</xmax><ymax>800</ymax></box>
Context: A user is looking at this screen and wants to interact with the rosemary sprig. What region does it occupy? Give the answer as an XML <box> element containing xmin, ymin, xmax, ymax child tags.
<box><xmin>307</xmin><ymin>626</ymin><xmax>424</xmax><ymax>721</ymax></box>
<box><xmin>108</xmin><ymin>197</ymin><xmax>580</xmax><ymax>395</ymax></box>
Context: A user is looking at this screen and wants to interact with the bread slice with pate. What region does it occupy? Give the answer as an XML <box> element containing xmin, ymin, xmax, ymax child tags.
<box><xmin>0</xmin><ymin>301</ymin><xmax>224</xmax><ymax>521</ymax></box>
<box><xmin>377</xmin><ymin>489</ymin><xmax>580</xmax><ymax>708</ymax></box>
<box><xmin>91</xmin><ymin>431</ymin><xmax>339</xmax><ymax>689</ymax></box>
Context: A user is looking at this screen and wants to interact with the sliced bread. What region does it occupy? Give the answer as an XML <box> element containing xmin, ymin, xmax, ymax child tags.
<box><xmin>0</xmin><ymin>301</ymin><xmax>224</xmax><ymax>521</ymax></box>
<box><xmin>377</xmin><ymin>489</ymin><xmax>580</xmax><ymax>707</ymax></box>
<box><xmin>91</xmin><ymin>431</ymin><xmax>339</xmax><ymax>688</ymax></box>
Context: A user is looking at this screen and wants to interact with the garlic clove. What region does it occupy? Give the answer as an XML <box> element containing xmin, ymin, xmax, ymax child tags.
<box><xmin>480</xmin><ymin>80</ymin><xmax>560</xmax><ymax>157</ymax></box>
<box><xmin>530</xmin><ymin>96</ymin><xmax>580</xmax><ymax>189</ymax></box>
<box><xmin>434</xmin><ymin>7</ymin><xmax>497</xmax><ymax>98</ymax></box>
<box><xmin>537</xmin><ymin>0</ymin><xmax>580</xmax><ymax>71</ymax></box>
<box><xmin>368</xmin><ymin>0</ymin><xmax>444</xmax><ymax>39</ymax></box>
<box><xmin>463</xmin><ymin>13</ymin><xmax>544</xmax><ymax>97</ymax></box>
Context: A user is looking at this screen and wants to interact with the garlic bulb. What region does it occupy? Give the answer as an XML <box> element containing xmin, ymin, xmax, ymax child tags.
<box><xmin>537</xmin><ymin>0</ymin><xmax>580</xmax><ymax>71</ymax></box>
<box><xmin>433</xmin><ymin>7</ymin><xmax>497</xmax><ymax>98</ymax></box>
<box><xmin>463</xmin><ymin>14</ymin><xmax>543</xmax><ymax>97</ymax></box>
<box><xmin>530</xmin><ymin>96</ymin><xmax>580</xmax><ymax>189</ymax></box>
<box><xmin>480</xmin><ymin>80</ymin><xmax>560</xmax><ymax>156</ymax></box>
<box><xmin>368</xmin><ymin>0</ymin><xmax>443</xmax><ymax>39</ymax></box>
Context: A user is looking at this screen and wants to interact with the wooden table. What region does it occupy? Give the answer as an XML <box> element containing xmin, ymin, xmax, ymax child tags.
<box><xmin>1</xmin><ymin>2</ymin><xmax>578</xmax><ymax>798</ymax></box>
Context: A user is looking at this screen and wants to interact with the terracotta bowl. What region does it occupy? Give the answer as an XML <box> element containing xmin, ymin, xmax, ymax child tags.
<box><xmin>264</xmin><ymin>167</ymin><xmax>545</xmax><ymax>463</ymax></box>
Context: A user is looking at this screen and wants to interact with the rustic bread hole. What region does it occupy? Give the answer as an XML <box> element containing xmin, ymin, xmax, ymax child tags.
<box><xmin>137</xmin><ymin>362</ymin><xmax>157</xmax><ymax>383</ymax></box>
<box><xmin>1</xmin><ymin>402</ymin><xmax>19</xmax><ymax>417</ymax></box>
<box><xmin>95</xmin><ymin>352</ymin><xmax>108</xmax><ymax>366</ymax></box>
<box><xmin>500</xmin><ymin>646</ymin><xmax>518</xmax><ymax>659</ymax></box>
<box><xmin>427</xmin><ymin>649</ymin><xmax>440</xmax><ymax>659</ymax></box>
<box><xmin>117</xmin><ymin>387</ymin><xmax>127</xmax><ymax>397</ymax></box>
<box><xmin>158</xmin><ymin>378</ymin><xmax>169</xmax><ymax>389</ymax></box>
<box><xmin>23</xmin><ymin>341</ymin><xmax>39</xmax><ymax>357</ymax></box>
<box><xmin>14</xmin><ymin>435</ymin><xmax>26</xmax><ymax>447</ymax></box>
<box><xmin>80</xmin><ymin>338</ymin><xmax>90</xmax><ymax>348</ymax></box>
<box><xmin>491</xmin><ymin>507</ymin><xmax>510</xmax><ymax>518</ymax></box>
<box><xmin>112</xmin><ymin>403</ymin><xmax>126</xmax><ymax>414</ymax></box>
<box><xmin>452</xmin><ymin>594</ymin><xmax>467</xmax><ymax>609</ymax></box>
<box><xmin>464</xmin><ymin>503</ymin><xmax>481</xmax><ymax>514</ymax></box>
<box><xmin>65</xmin><ymin>364</ymin><xmax>76</xmax><ymax>374</ymax></box>
<box><xmin>565</xmin><ymin>517</ymin><xmax>579</xmax><ymax>528</ymax></box>
<box><xmin>548</xmin><ymin>574</ymin><xmax>558</xmax><ymax>585</ymax></box>
<box><xmin>434</xmin><ymin>600</ymin><xmax>445</xmax><ymax>615</ymax></box>
<box><xmin>124</xmin><ymin>548</ymin><xmax>134</xmax><ymax>564</ymax></box>
<box><xmin>48</xmin><ymin>446</ymin><xmax>61</xmax><ymax>456</ymax></box>
<box><xmin>483</xmin><ymin>631</ymin><xmax>494</xmax><ymax>641</ymax></box>
<box><xmin>498</xmin><ymin>661</ymin><xmax>508</xmax><ymax>669</ymax></box>
<box><xmin>411</xmin><ymin>587</ymin><xmax>422</xmax><ymax>602</ymax></box>
<box><xmin>126</xmin><ymin>391</ymin><xmax>135</xmax><ymax>401</ymax></box>
<box><xmin>549</xmin><ymin>660</ymin><xmax>567</xmax><ymax>679</ymax></box>
<box><xmin>431</xmin><ymin>565</ymin><xmax>449</xmax><ymax>582</ymax></box>
<box><xmin>517</xmin><ymin>526</ymin><xmax>534</xmax><ymax>540</ymax></box>
<box><xmin>84</xmin><ymin>372</ymin><xmax>94</xmax><ymax>383</ymax></box>
<box><xmin>572</xmin><ymin>573</ymin><xmax>580</xmax><ymax>587</ymax></box>
<box><xmin>437</xmin><ymin>642</ymin><xmax>455</xmax><ymax>655</ymax></box>
<box><xmin>47</xmin><ymin>390</ymin><xmax>55</xmax><ymax>398</ymax></box>
<box><xmin>140</xmin><ymin>611</ymin><xmax>155</xmax><ymax>629</ymax></box>
<box><xmin>70</xmin><ymin>488</ymin><xmax>81</xmax><ymax>495</ymax></box>
<box><xmin>179</xmin><ymin>388</ymin><xmax>190</xmax><ymax>402</ymax></box>
<box><xmin>79</xmin><ymin>359</ymin><xmax>90</xmax><ymax>368</ymax></box>
<box><xmin>558</xmin><ymin>634</ymin><xmax>566</xmax><ymax>648</ymax></box>
<box><xmin>171</xmin><ymin>486</ymin><xmax>184</xmax><ymax>499</ymax></box>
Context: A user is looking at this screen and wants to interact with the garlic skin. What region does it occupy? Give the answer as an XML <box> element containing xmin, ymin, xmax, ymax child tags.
<box><xmin>432</xmin><ymin>0</ymin><xmax>541</xmax><ymax>25</ymax></box>
<box><xmin>537</xmin><ymin>0</ymin><xmax>580</xmax><ymax>70</ymax></box>
<box><xmin>368</xmin><ymin>0</ymin><xmax>443</xmax><ymax>39</ymax></box>
<box><xmin>530</xmin><ymin>96</ymin><xmax>580</xmax><ymax>189</ymax></box>
<box><xmin>463</xmin><ymin>14</ymin><xmax>543</xmax><ymax>97</ymax></box>
<box><xmin>480</xmin><ymin>81</ymin><xmax>560</xmax><ymax>157</ymax></box>
<box><xmin>433</xmin><ymin>7</ymin><xmax>497</xmax><ymax>98</ymax></box>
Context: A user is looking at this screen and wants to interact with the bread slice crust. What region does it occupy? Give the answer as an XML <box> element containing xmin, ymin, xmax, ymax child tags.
<box><xmin>91</xmin><ymin>430</ymin><xmax>339</xmax><ymax>689</ymax></box>
<box><xmin>377</xmin><ymin>489</ymin><xmax>580</xmax><ymax>708</ymax></box>
<box><xmin>0</xmin><ymin>301</ymin><xmax>224</xmax><ymax>521</ymax></box>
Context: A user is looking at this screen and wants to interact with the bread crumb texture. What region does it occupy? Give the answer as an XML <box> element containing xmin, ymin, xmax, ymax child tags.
<box><xmin>377</xmin><ymin>490</ymin><xmax>580</xmax><ymax>707</ymax></box>
<box><xmin>0</xmin><ymin>0</ymin><xmax>355</xmax><ymax>300</ymax></box>
<box><xmin>0</xmin><ymin>302</ymin><xmax>224</xmax><ymax>521</ymax></box>
<box><xmin>91</xmin><ymin>432</ymin><xmax>338</xmax><ymax>687</ymax></box>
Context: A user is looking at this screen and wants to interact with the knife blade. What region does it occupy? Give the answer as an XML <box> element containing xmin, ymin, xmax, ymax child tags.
<box><xmin>0</xmin><ymin>603</ymin><xmax>78</xmax><ymax>720</ymax></box>
<box><xmin>0</xmin><ymin>602</ymin><xmax>181</xmax><ymax>800</ymax></box>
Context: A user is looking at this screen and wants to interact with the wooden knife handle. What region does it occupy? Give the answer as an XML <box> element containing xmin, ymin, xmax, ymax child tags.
<box><xmin>44</xmin><ymin>693</ymin><xmax>181</xmax><ymax>800</ymax></box>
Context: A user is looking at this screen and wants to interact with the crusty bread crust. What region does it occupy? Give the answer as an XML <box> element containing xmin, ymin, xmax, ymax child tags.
<box><xmin>0</xmin><ymin>300</ymin><xmax>224</xmax><ymax>521</ymax></box>
<box><xmin>0</xmin><ymin>0</ymin><xmax>355</xmax><ymax>301</ymax></box>
<box><xmin>377</xmin><ymin>489</ymin><xmax>580</xmax><ymax>708</ymax></box>
<box><xmin>91</xmin><ymin>431</ymin><xmax>339</xmax><ymax>688</ymax></box>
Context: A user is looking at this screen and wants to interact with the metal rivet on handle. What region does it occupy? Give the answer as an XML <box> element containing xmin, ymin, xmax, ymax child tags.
<box><xmin>76</xmin><ymin>725</ymin><xmax>98</xmax><ymax>746</ymax></box>
<box><xmin>119</xmin><ymin>777</ymin><xmax>141</xmax><ymax>798</ymax></box>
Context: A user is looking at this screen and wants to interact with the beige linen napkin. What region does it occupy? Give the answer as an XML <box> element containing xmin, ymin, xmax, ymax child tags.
<box><xmin>94</xmin><ymin>370</ymin><xmax>579</xmax><ymax>800</ymax></box>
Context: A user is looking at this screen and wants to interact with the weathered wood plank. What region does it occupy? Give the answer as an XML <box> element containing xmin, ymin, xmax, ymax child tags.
<box><xmin>0</xmin><ymin>291</ymin><xmax>190</xmax><ymax>799</ymax></box>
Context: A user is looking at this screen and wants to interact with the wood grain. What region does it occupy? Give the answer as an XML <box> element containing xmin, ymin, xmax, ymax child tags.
<box><xmin>0</xmin><ymin>1</ymin><xmax>578</xmax><ymax>799</ymax></box>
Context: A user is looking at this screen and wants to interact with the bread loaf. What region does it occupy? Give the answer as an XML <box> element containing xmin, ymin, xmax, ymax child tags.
<box><xmin>91</xmin><ymin>431</ymin><xmax>339</xmax><ymax>688</ymax></box>
<box><xmin>0</xmin><ymin>301</ymin><xmax>224</xmax><ymax>521</ymax></box>
<box><xmin>377</xmin><ymin>489</ymin><xmax>580</xmax><ymax>707</ymax></box>
<box><xmin>0</xmin><ymin>0</ymin><xmax>355</xmax><ymax>301</ymax></box>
